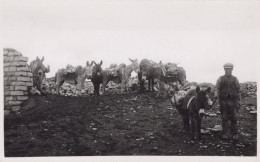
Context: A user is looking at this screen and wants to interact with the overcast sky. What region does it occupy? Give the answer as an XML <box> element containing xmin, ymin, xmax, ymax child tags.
<box><xmin>2</xmin><ymin>0</ymin><xmax>259</xmax><ymax>83</ymax></box>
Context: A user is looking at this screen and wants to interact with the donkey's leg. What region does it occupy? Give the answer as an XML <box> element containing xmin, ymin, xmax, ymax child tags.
<box><xmin>185</xmin><ymin>112</ymin><xmax>190</xmax><ymax>133</ymax></box>
<box><xmin>152</xmin><ymin>79</ymin><xmax>155</xmax><ymax>92</ymax></box>
<box><xmin>148</xmin><ymin>79</ymin><xmax>150</xmax><ymax>92</ymax></box>
<box><xmin>93</xmin><ymin>83</ymin><xmax>97</xmax><ymax>95</ymax></box>
<box><xmin>56</xmin><ymin>80</ymin><xmax>64</xmax><ymax>95</ymax></box>
<box><xmin>97</xmin><ymin>84</ymin><xmax>100</xmax><ymax>96</ymax></box>
<box><xmin>183</xmin><ymin>111</ymin><xmax>190</xmax><ymax>133</ymax></box>
<box><xmin>190</xmin><ymin>116</ymin><xmax>195</xmax><ymax>141</ymax></box>
<box><xmin>102</xmin><ymin>82</ymin><xmax>106</xmax><ymax>95</ymax></box>
<box><xmin>196</xmin><ymin>116</ymin><xmax>202</xmax><ymax>140</ymax></box>
<box><xmin>155</xmin><ymin>82</ymin><xmax>161</xmax><ymax>97</ymax></box>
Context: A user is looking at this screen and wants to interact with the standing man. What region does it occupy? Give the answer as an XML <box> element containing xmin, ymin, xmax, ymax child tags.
<box><xmin>214</xmin><ymin>63</ymin><xmax>241</xmax><ymax>140</ymax></box>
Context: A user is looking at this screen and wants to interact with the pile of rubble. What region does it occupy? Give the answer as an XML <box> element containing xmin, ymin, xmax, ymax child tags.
<box><xmin>42</xmin><ymin>77</ymin><xmax>140</xmax><ymax>96</ymax></box>
<box><xmin>240</xmin><ymin>82</ymin><xmax>257</xmax><ymax>98</ymax></box>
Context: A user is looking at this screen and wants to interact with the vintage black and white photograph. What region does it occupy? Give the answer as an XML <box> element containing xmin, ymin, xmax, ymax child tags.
<box><xmin>1</xmin><ymin>0</ymin><xmax>259</xmax><ymax>161</ymax></box>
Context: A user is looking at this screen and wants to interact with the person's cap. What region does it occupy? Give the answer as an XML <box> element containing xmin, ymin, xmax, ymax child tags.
<box><xmin>223</xmin><ymin>62</ymin><xmax>234</xmax><ymax>69</ymax></box>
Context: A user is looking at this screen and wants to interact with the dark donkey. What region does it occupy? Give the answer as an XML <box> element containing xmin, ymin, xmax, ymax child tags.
<box><xmin>29</xmin><ymin>56</ymin><xmax>50</xmax><ymax>96</ymax></box>
<box><xmin>91</xmin><ymin>60</ymin><xmax>103</xmax><ymax>95</ymax></box>
<box><xmin>171</xmin><ymin>86</ymin><xmax>213</xmax><ymax>141</ymax></box>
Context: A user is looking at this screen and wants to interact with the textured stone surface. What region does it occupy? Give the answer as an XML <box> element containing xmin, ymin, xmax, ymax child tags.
<box><xmin>4</xmin><ymin>48</ymin><xmax>34</xmax><ymax>114</ymax></box>
<box><xmin>17</xmin><ymin>77</ymin><xmax>31</xmax><ymax>82</ymax></box>
<box><xmin>10</xmin><ymin>91</ymin><xmax>24</xmax><ymax>96</ymax></box>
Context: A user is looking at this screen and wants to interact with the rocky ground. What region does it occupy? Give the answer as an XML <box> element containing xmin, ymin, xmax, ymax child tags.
<box><xmin>4</xmin><ymin>81</ymin><xmax>257</xmax><ymax>156</ymax></box>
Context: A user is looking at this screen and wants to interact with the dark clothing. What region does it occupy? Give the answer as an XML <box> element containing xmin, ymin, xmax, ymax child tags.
<box><xmin>220</xmin><ymin>98</ymin><xmax>238</xmax><ymax>134</ymax></box>
<box><xmin>216</xmin><ymin>74</ymin><xmax>240</xmax><ymax>135</ymax></box>
<box><xmin>217</xmin><ymin>75</ymin><xmax>240</xmax><ymax>100</ymax></box>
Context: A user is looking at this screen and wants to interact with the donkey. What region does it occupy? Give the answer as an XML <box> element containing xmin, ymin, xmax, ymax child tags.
<box><xmin>55</xmin><ymin>61</ymin><xmax>94</xmax><ymax>94</ymax></box>
<box><xmin>29</xmin><ymin>56</ymin><xmax>50</xmax><ymax>96</ymax></box>
<box><xmin>139</xmin><ymin>59</ymin><xmax>166</xmax><ymax>95</ymax></box>
<box><xmin>91</xmin><ymin>60</ymin><xmax>103</xmax><ymax>96</ymax></box>
<box><xmin>101</xmin><ymin>58</ymin><xmax>140</xmax><ymax>95</ymax></box>
<box><xmin>171</xmin><ymin>86</ymin><xmax>213</xmax><ymax>141</ymax></box>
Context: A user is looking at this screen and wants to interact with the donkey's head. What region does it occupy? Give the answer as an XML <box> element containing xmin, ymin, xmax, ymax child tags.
<box><xmin>32</xmin><ymin>56</ymin><xmax>50</xmax><ymax>80</ymax></box>
<box><xmin>129</xmin><ymin>58</ymin><xmax>140</xmax><ymax>74</ymax></box>
<box><xmin>93</xmin><ymin>60</ymin><xmax>103</xmax><ymax>77</ymax></box>
<box><xmin>85</xmin><ymin>61</ymin><xmax>94</xmax><ymax>79</ymax></box>
<box><xmin>196</xmin><ymin>86</ymin><xmax>213</xmax><ymax>110</ymax></box>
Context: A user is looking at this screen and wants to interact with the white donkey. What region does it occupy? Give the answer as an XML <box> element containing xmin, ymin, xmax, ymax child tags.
<box><xmin>55</xmin><ymin>61</ymin><xmax>94</xmax><ymax>94</ymax></box>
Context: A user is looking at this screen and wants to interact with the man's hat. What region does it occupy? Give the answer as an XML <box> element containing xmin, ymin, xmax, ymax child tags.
<box><xmin>223</xmin><ymin>62</ymin><xmax>234</xmax><ymax>69</ymax></box>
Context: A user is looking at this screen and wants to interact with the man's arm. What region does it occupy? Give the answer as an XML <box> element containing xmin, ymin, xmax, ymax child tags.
<box><xmin>235</xmin><ymin>77</ymin><xmax>241</xmax><ymax>101</ymax></box>
<box><xmin>214</xmin><ymin>77</ymin><xmax>221</xmax><ymax>99</ymax></box>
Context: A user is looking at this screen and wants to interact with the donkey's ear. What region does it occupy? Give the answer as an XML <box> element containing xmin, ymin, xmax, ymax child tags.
<box><xmin>100</xmin><ymin>60</ymin><xmax>103</xmax><ymax>65</ymax></box>
<box><xmin>93</xmin><ymin>61</ymin><xmax>97</xmax><ymax>65</ymax></box>
<box><xmin>90</xmin><ymin>61</ymin><xmax>94</xmax><ymax>66</ymax></box>
<box><xmin>129</xmin><ymin>58</ymin><xmax>134</xmax><ymax>62</ymax></box>
<box><xmin>41</xmin><ymin>56</ymin><xmax>44</xmax><ymax>62</ymax></box>
<box><xmin>87</xmin><ymin>61</ymin><xmax>89</xmax><ymax>66</ymax></box>
<box><xmin>196</xmin><ymin>86</ymin><xmax>200</xmax><ymax>94</ymax></box>
<box><xmin>205</xmin><ymin>87</ymin><xmax>211</xmax><ymax>93</ymax></box>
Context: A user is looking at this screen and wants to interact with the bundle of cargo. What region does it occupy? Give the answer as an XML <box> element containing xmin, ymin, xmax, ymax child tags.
<box><xmin>165</xmin><ymin>62</ymin><xmax>178</xmax><ymax>76</ymax></box>
<box><xmin>63</xmin><ymin>64</ymin><xmax>77</xmax><ymax>75</ymax></box>
<box><xmin>106</xmin><ymin>64</ymin><xmax>120</xmax><ymax>77</ymax></box>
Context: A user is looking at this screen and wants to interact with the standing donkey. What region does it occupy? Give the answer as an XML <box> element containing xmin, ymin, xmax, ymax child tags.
<box><xmin>55</xmin><ymin>61</ymin><xmax>94</xmax><ymax>94</ymax></box>
<box><xmin>91</xmin><ymin>60</ymin><xmax>103</xmax><ymax>96</ymax></box>
<box><xmin>138</xmin><ymin>59</ymin><xmax>166</xmax><ymax>96</ymax></box>
<box><xmin>29</xmin><ymin>56</ymin><xmax>50</xmax><ymax>96</ymax></box>
<box><xmin>171</xmin><ymin>86</ymin><xmax>213</xmax><ymax>141</ymax></box>
<box><xmin>101</xmin><ymin>58</ymin><xmax>140</xmax><ymax>95</ymax></box>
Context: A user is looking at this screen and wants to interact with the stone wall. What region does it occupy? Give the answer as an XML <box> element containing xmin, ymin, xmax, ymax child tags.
<box><xmin>4</xmin><ymin>48</ymin><xmax>33</xmax><ymax>115</ymax></box>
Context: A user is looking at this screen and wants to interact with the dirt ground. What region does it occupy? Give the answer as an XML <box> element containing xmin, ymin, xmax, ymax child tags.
<box><xmin>4</xmin><ymin>92</ymin><xmax>257</xmax><ymax>156</ymax></box>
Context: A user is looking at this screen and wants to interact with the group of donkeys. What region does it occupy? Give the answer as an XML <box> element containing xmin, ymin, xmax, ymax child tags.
<box><xmin>29</xmin><ymin>56</ymin><xmax>214</xmax><ymax>141</ymax></box>
<box><xmin>55</xmin><ymin>58</ymin><xmax>187</xmax><ymax>96</ymax></box>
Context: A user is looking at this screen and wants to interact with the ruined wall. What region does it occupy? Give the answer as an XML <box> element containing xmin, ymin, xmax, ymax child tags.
<box><xmin>4</xmin><ymin>48</ymin><xmax>33</xmax><ymax>115</ymax></box>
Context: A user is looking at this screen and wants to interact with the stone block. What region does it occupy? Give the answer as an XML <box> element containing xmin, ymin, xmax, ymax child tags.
<box><xmin>17</xmin><ymin>67</ymin><xmax>30</xmax><ymax>72</ymax></box>
<box><xmin>11</xmin><ymin>62</ymin><xmax>27</xmax><ymax>67</ymax></box>
<box><xmin>4</xmin><ymin>63</ymin><xmax>10</xmax><ymax>67</ymax></box>
<box><xmin>9</xmin><ymin>76</ymin><xmax>17</xmax><ymax>81</ymax></box>
<box><xmin>7</xmin><ymin>51</ymin><xmax>14</xmax><ymax>56</ymax></box>
<box><xmin>15</xmin><ymin>86</ymin><xmax>27</xmax><ymax>91</ymax></box>
<box><xmin>4</xmin><ymin>67</ymin><xmax>9</xmax><ymax>71</ymax></box>
<box><xmin>17</xmin><ymin>96</ymin><xmax>29</xmax><ymax>101</ymax></box>
<box><xmin>4</xmin><ymin>91</ymin><xmax>11</xmax><ymax>96</ymax></box>
<box><xmin>27</xmin><ymin>73</ymin><xmax>33</xmax><ymax>77</ymax></box>
<box><xmin>15</xmin><ymin>56</ymin><xmax>28</xmax><ymax>62</ymax></box>
<box><xmin>4</xmin><ymin>72</ymin><xmax>15</xmax><ymax>77</ymax></box>
<box><xmin>4</xmin><ymin>86</ymin><xmax>10</xmax><ymax>91</ymax></box>
<box><xmin>5</xmin><ymin>96</ymin><xmax>13</xmax><ymax>101</ymax></box>
<box><xmin>12</xmin><ymin>106</ymin><xmax>21</xmax><ymax>112</ymax></box>
<box><xmin>10</xmin><ymin>91</ymin><xmax>24</xmax><ymax>96</ymax></box>
<box><xmin>9</xmin><ymin>101</ymin><xmax>23</xmax><ymax>106</ymax></box>
<box><xmin>17</xmin><ymin>77</ymin><xmax>31</xmax><ymax>82</ymax></box>
<box><xmin>10</xmin><ymin>86</ymin><xmax>15</xmax><ymax>91</ymax></box>
<box><xmin>11</xmin><ymin>81</ymin><xmax>26</xmax><ymax>86</ymax></box>
<box><xmin>15</xmin><ymin>72</ymin><xmax>28</xmax><ymax>76</ymax></box>
<box><xmin>4</xmin><ymin>110</ymin><xmax>10</xmax><ymax>116</ymax></box>
<box><xmin>26</xmin><ymin>82</ymin><xmax>33</xmax><ymax>86</ymax></box>
<box><xmin>4</xmin><ymin>50</ymin><xmax>8</xmax><ymax>56</ymax></box>
<box><xmin>9</xmin><ymin>67</ymin><xmax>17</xmax><ymax>71</ymax></box>
<box><xmin>4</xmin><ymin>56</ymin><xmax>14</xmax><ymax>62</ymax></box>
<box><xmin>13</xmin><ymin>51</ymin><xmax>22</xmax><ymax>56</ymax></box>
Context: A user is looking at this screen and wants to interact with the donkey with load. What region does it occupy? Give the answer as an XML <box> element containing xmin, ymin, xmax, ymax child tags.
<box><xmin>55</xmin><ymin>61</ymin><xmax>94</xmax><ymax>94</ymax></box>
<box><xmin>171</xmin><ymin>84</ymin><xmax>214</xmax><ymax>141</ymax></box>
<box><xmin>91</xmin><ymin>59</ymin><xmax>140</xmax><ymax>95</ymax></box>
<box><xmin>138</xmin><ymin>59</ymin><xmax>186</xmax><ymax>97</ymax></box>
